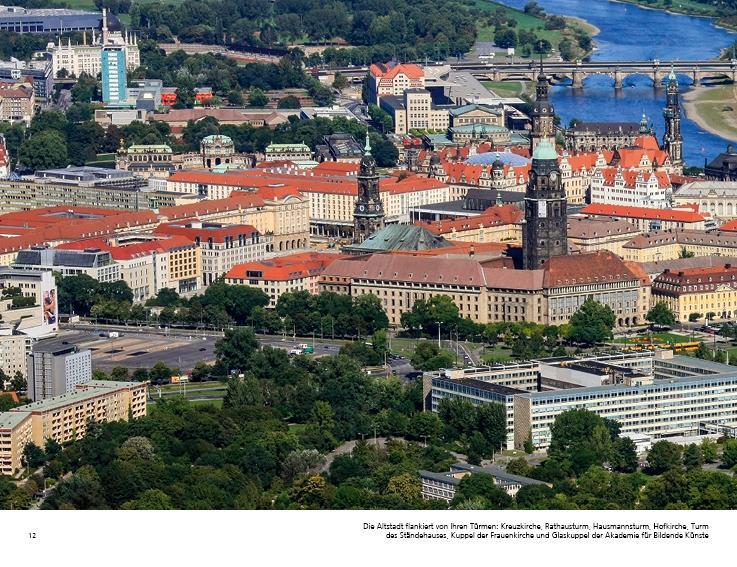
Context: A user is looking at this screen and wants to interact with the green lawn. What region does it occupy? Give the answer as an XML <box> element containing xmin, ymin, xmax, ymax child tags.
<box><xmin>158</xmin><ymin>381</ymin><xmax>225</xmax><ymax>392</ymax></box>
<box><xmin>472</xmin><ymin>0</ymin><xmax>567</xmax><ymax>49</ymax></box>
<box><xmin>482</xmin><ymin>80</ymin><xmax>526</xmax><ymax>98</ymax></box>
<box><xmin>481</xmin><ymin>345</ymin><xmax>513</xmax><ymax>364</ymax></box>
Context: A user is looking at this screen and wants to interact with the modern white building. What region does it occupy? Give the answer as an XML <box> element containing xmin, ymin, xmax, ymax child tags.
<box><xmin>427</xmin><ymin>351</ymin><xmax>737</xmax><ymax>450</ymax></box>
<box><xmin>27</xmin><ymin>342</ymin><xmax>92</xmax><ymax>402</ymax></box>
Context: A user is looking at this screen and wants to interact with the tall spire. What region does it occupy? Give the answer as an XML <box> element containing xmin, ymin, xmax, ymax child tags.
<box><xmin>668</xmin><ymin>65</ymin><xmax>677</xmax><ymax>83</ymax></box>
<box><xmin>364</xmin><ymin>131</ymin><xmax>371</xmax><ymax>155</ymax></box>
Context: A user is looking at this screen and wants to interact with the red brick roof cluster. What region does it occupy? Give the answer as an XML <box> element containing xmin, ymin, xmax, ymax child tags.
<box><xmin>594</xmin><ymin>167</ymin><xmax>671</xmax><ymax>188</ymax></box>
<box><xmin>57</xmin><ymin>234</ymin><xmax>196</xmax><ymax>260</ymax></box>
<box><xmin>420</xmin><ymin>205</ymin><xmax>523</xmax><ymax>235</ymax></box>
<box><xmin>0</xmin><ymin>207</ymin><xmax>158</xmax><ymax>256</ymax></box>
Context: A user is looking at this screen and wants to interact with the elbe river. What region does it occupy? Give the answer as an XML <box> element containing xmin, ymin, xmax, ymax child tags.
<box><xmin>497</xmin><ymin>0</ymin><xmax>737</xmax><ymax>165</ymax></box>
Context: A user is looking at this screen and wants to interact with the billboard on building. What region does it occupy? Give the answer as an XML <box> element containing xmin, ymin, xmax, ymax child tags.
<box><xmin>43</xmin><ymin>288</ymin><xmax>57</xmax><ymax>326</ymax></box>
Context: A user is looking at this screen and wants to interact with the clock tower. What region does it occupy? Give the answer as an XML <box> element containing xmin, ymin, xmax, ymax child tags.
<box><xmin>353</xmin><ymin>133</ymin><xmax>385</xmax><ymax>244</ymax></box>
<box><xmin>523</xmin><ymin>139</ymin><xmax>568</xmax><ymax>269</ymax></box>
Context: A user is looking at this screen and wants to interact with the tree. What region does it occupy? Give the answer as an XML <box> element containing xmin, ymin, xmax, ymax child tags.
<box><xmin>451</xmin><ymin>473</ymin><xmax>513</xmax><ymax>509</ymax></box>
<box><xmin>410</xmin><ymin>342</ymin><xmax>453</xmax><ymax>371</ymax></box>
<box><xmin>248</xmin><ymin>88</ymin><xmax>269</xmax><ymax>107</ymax></box>
<box><xmin>689</xmin><ymin>312</ymin><xmax>703</xmax><ymax>322</ymax></box>
<box><xmin>610</xmin><ymin>436</ymin><xmax>638</xmax><ymax>473</ymax></box>
<box><xmin>646</xmin><ymin>440</ymin><xmax>682</xmax><ymax>474</ymax></box>
<box><xmin>494</xmin><ymin>28</ymin><xmax>517</xmax><ymax>49</ymax></box>
<box><xmin>277</xmin><ymin>95</ymin><xmax>301</xmax><ymax>109</ymax></box>
<box><xmin>646</xmin><ymin>302</ymin><xmax>676</xmax><ymax>328</ymax></box>
<box><xmin>722</xmin><ymin>439</ymin><xmax>737</xmax><ymax>469</ymax></box>
<box><xmin>215</xmin><ymin>328</ymin><xmax>259</xmax><ymax>372</ymax></box>
<box><xmin>506</xmin><ymin>457</ymin><xmax>531</xmax><ymax>476</ymax></box>
<box><xmin>148</xmin><ymin>362</ymin><xmax>173</xmax><ymax>385</ymax></box>
<box><xmin>19</xmin><ymin>130</ymin><xmax>68</xmax><ymax>171</ymax></box>
<box><xmin>567</xmin><ymin>299</ymin><xmax>616</xmax><ymax>345</ymax></box>
<box><xmin>332</xmin><ymin>72</ymin><xmax>349</xmax><ymax>91</ymax></box>
<box><xmin>683</xmin><ymin>444</ymin><xmax>703</xmax><ymax>469</ymax></box>
<box><xmin>223</xmin><ymin>374</ymin><xmax>263</xmax><ymax>408</ymax></box>
<box><xmin>700</xmin><ymin>438</ymin><xmax>718</xmax><ymax>463</ymax></box>
<box><xmin>22</xmin><ymin>443</ymin><xmax>46</xmax><ymax>469</ymax></box>
<box><xmin>10</xmin><ymin>371</ymin><xmax>26</xmax><ymax>392</ymax></box>
<box><xmin>122</xmin><ymin>489</ymin><xmax>173</xmax><ymax>510</ymax></box>
<box><xmin>548</xmin><ymin>409</ymin><xmax>617</xmax><ymax>474</ymax></box>
<box><xmin>385</xmin><ymin>473</ymin><xmax>421</xmax><ymax>504</ymax></box>
<box><xmin>679</xmin><ymin>246</ymin><xmax>695</xmax><ymax>258</ymax></box>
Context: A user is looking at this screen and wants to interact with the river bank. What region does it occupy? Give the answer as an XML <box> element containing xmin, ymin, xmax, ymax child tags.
<box><xmin>682</xmin><ymin>85</ymin><xmax>737</xmax><ymax>144</ymax></box>
<box><xmin>611</xmin><ymin>0</ymin><xmax>737</xmax><ymax>32</ymax></box>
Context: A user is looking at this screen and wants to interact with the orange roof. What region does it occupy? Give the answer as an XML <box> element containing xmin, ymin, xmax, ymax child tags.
<box><xmin>595</xmin><ymin>167</ymin><xmax>671</xmax><ymax>188</ymax></box>
<box><xmin>718</xmin><ymin>219</ymin><xmax>737</xmax><ymax>232</ymax></box>
<box><xmin>225</xmin><ymin>252</ymin><xmax>342</xmax><ymax>282</ymax></box>
<box><xmin>581</xmin><ymin>203</ymin><xmax>703</xmax><ymax>222</ymax></box>
<box><xmin>369</xmin><ymin>62</ymin><xmax>423</xmax><ymax>80</ymax></box>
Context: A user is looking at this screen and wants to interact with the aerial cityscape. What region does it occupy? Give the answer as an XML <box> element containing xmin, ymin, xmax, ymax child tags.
<box><xmin>3</xmin><ymin>0</ymin><xmax>737</xmax><ymax>513</ymax></box>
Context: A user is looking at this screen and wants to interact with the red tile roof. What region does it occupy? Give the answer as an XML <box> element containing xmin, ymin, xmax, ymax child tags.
<box><xmin>226</xmin><ymin>252</ymin><xmax>341</xmax><ymax>282</ymax></box>
<box><xmin>154</xmin><ymin>222</ymin><xmax>260</xmax><ymax>243</ymax></box>
<box><xmin>369</xmin><ymin>62</ymin><xmax>424</xmax><ymax>80</ymax></box>
<box><xmin>57</xmin><ymin>235</ymin><xmax>196</xmax><ymax>260</ymax></box>
<box><xmin>420</xmin><ymin>205</ymin><xmax>523</xmax><ymax>235</ymax></box>
<box><xmin>581</xmin><ymin>203</ymin><xmax>705</xmax><ymax>223</ymax></box>
<box><xmin>542</xmin><ymin>250</ymin><xmax>641</xmax><ymax>288</ymax></box>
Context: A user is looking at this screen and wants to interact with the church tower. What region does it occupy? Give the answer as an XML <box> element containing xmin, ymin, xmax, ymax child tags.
<box><xmin>530</xmin><ymin>62</ymin><xmax>555</xmax><ymax>152</ymax></box>
<box><xmin>523</xmin><ymin>139</ymin><xmax>568</xmax><ymax>269</ymax></box>
<box><xmin>353</xmin><ymin>133</ymin><xmax>385</xmax><ymax>244</ymax></box>
<box><xmin>662</xmin><ymin>67</ymin><xmax>684</xmax><ymax>174</ymax></box>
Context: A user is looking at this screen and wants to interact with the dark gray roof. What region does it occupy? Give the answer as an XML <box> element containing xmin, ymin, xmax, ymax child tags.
<box><xmin>569</xmin><ymin>122</ymin><xmax>640</xmax><ymax>135</ymax></box>
<box><xmin>452</xmin><ymin>378</ymin><xmax>524</xmax><ymax>396</ymax></box>
<box><xmin>420</xmin><ymin>462</ymin><xmax>546</xmax><ymax>487</ymax></box>
<box><xmin>343</xmin><ymin>224</ymin><xmax>453</xmax><ymax>254</ymax></box>
<box><xmin>706</xmin><ymin>146</ymin><xmax>737</xmax><ymax>171</ymax></box>
<box><xmin>15</xmin><ymin>248</ymin><xmax>112</xmax><ymax>268</ymax></box>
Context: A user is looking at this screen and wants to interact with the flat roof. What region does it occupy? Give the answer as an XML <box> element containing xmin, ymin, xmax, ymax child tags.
<box><xmin>0</xmin><ymin>410</ymin><xmax>30</xmax><ymax>430</ymax></box>
<box><xmin>436</xmin><ymin>376</ymin><xmax>523</xmax><ymax>396</ymax></box>
<box><xmin>11</xmin><ymin>381</ymin><xmax>139</xmax><ymax>413</ymax></box>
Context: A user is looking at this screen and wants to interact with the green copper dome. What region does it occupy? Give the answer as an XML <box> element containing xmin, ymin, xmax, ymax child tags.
<box><xmin>532</xmin><ymin>140</ymin><xmax>557</xmax><ymax>161</ymax></box>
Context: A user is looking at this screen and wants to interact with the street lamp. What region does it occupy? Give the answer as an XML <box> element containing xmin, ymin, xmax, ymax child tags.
<box><xmin>436</xmin><ymin>321</ymin><xmax>441</xmax><ymax>349</ymax></box>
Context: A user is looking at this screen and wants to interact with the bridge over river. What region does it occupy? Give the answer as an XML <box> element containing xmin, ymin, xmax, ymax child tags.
<box><xmin>320</xmin><ymin>59</ymin><xmax>737</xmax><ymax>89</ymax></box>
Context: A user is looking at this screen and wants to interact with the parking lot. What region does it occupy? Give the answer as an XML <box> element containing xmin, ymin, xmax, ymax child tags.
<box><xmin>55</xmin><ymin>330</ymin><xmax>216</xmax><ymax>371</ymax></box>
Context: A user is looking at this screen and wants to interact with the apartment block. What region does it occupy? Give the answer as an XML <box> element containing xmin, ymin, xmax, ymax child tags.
<box><xmin>0</xmin><ymin>380</ymin><xmax>147</xmax><ymax>475</ymax></box>
<box><xmin>27</xmin><ymin>342</ymin><xmax>92</xmax><ymax>402</ymax></box>
<box><xmin>0</xmin><ymin>332</ymin><xmax>31</xmax><ymax>377</ymax></box>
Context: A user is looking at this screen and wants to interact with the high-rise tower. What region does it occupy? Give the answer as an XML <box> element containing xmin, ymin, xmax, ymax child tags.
<box><xmin>353</xmin><ymin>133</ymin><xmax>385</xmax><ymax>244</ymax></box>
<box><xmin>530</xmin><ymin>62</ymin><xmax>555</xmax><ymax>152</ymax></box>
<box><xmin>662</xmin><ymin>67</ymin><xmax>683</xmax><ymax>173</ymax></box>
<box><xmin>522</xmin><ymin>139</ymin><xmax>568</xmax><ymax>269</ymax></box>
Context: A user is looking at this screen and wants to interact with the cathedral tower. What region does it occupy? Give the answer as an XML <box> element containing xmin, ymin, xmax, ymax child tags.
<box><xmin>353</xmin><ymin>133</ymin><xmax>385</xmax><ymax>244</ymax></box>
<box><xmin>663</xmin><ymin>67</ymin><xmax>684</xmax><ymax>173</ymax></box>
<box><xmin>523</xmin><ymin>139</ymin><xmax>568</xmax><ymax>269</ymax></box>
<box><xmin>530</xmin><ymin>62</ymin><xmax>555</xmax><ymax>152</ymax></box>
